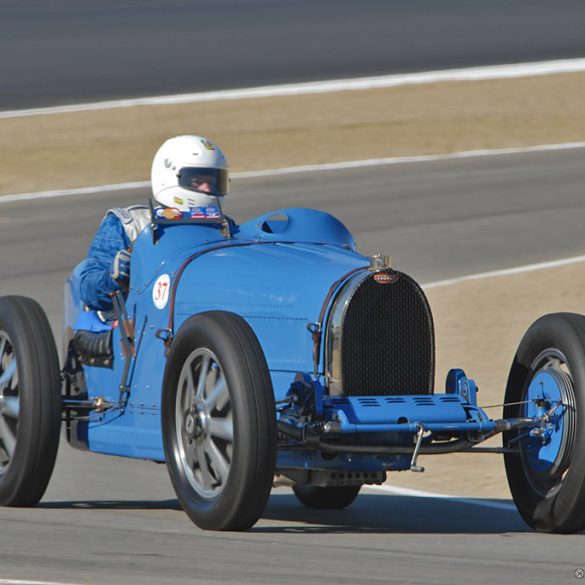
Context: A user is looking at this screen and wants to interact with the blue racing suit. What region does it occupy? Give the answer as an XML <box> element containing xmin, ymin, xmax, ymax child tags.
<box><xmin>79</xmin><ymin>206</ymin><xmax>150</xmax><ymax>310</ymax></box>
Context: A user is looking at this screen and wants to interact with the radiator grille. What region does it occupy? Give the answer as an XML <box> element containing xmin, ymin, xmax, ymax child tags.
<box><xmin>339</xmin><ymin>270</ymin><xmax>434</xmax><ymax>396</ymax></box>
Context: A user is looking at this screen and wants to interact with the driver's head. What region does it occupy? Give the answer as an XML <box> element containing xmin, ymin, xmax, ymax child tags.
<box><xmin>151</xmin><ymin>135</ymin><xmax>229</xmax><ymax>212</ymax></box>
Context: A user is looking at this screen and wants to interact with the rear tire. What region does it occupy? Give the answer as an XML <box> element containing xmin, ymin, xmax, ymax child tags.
<box><xmin>293</xmin><ymin>485</ymin><xmax>361</xmax><ymax>509</ymax></box>
<box><xmin>0</xmin><ymin>296</ymin><xmax>61</xmax><ymax>506</ymax></box>
<box><xmin>504</xmin><ymin>313</ymin><xmax>585</xmax><ymax>533</ymax></box>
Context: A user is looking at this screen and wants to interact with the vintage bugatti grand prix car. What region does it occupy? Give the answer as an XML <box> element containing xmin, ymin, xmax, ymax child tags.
<box><xmin>0</xmin><ymin>206</ymin><xmax>584</xmax><ymax>533</ymax></box>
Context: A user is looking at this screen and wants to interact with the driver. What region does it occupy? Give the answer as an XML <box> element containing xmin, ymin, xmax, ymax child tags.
<box><xmin>78</xmin><ymin>135</ymin><xmax>230</xmax><ymax>310</ymax></box>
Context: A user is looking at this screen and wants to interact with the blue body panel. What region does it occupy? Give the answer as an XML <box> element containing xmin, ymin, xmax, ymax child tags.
<box><xmin>172</xmin><ymin>242</ymin><xmax>365</xmax><ymax>382</ymax></box>
<box><xmin>65</xmin><ymin>209</ymin><xmax>368</xmax><ymax>460</ymax></box>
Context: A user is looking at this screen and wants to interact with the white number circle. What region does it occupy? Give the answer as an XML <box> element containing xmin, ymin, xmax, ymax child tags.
<box><xmin>152</xmin><ymin>274</ymin><xmax>171</xmax><ymax>310</ymax></box>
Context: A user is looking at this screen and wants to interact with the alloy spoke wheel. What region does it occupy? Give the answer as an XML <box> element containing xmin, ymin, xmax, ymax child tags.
<box><xmin>175</xmin><ymin>348</ymin><xmax>233</xmax><ymax>500</ymax></box>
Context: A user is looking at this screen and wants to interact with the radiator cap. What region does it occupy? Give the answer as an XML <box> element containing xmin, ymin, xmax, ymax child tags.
<box><xmin>368</xmin><ymin>253</ymin><xmax>392</xmax><ymax>272</ymax></box>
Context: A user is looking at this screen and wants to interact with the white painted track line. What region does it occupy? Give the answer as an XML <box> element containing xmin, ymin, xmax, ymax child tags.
<box><xmin>0</xmin><ymin>580</ymin><xmax>81</xmax><ymax>585</ymax></box>
<box><xmin>0</xmin><ymin>181</ymin><xmax>149</xmax><ymax>204</ymax></box>
<box><xmin>2</xmin><ymin>58</ymin><xmax>585</xmax><ymax>119</ymax></box>
<box><xmin>235</xmin><ymin>141</ymin><xmax>585</xmax><ymax>178</ymax></box>
<box><xmin>365</xmin><ymin>485</ymin><xmax>518</xmax><ymax>512</ymax></box>
<box><xmin>424</xmin><ymin>254</ymin><xmax>585</xmax><ymax>289</ymax></box>
<box><xmin>2</xmin><ymin>140</ymin><xmax>585</xmax><ymax>205</ymax></box>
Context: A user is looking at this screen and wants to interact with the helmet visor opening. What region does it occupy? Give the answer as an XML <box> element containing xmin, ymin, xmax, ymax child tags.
<box><xmin>177</xmin><ymin>167</ymin><xmax>229</xmax><ymax>196</ymax></box>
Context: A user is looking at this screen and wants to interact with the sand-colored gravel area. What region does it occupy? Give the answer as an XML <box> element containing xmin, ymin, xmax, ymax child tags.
<box><xmin>1</xmin><ymin>72</ymin><xmax>584</xmax><ymax>195</ymax></box>
<box><xmin>2</xmin><ymin>71</ymin><xmax>585</xmax><ymax>502</ymax></box>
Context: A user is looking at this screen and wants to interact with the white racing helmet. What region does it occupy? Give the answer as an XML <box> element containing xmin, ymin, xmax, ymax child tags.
<box><xmin>151</xmin><ymin>135</ymin><xmax>229</xmax><ymax>212</ymax></box>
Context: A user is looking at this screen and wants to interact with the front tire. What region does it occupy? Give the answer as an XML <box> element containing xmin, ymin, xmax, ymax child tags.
<box><xmin>0</xmin><ymin>296</ymin><xmax>61</xmax><ymax>506</ymax></box>
<box><xmin>504</xmin><ymin>313</ymin><xmax>585</xmax><ymax>533</ymax></box>
<box><xmin>162</xmin><ymin>311</ymin><xmax>276</xmax><ymax>531</ymax></box>
<box><xmin>293</xmin><ymin>485</ymin><xmax>361</xmax><ymax>509</ymax></box>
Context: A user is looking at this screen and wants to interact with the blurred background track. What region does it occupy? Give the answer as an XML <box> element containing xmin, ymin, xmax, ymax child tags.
<box><xmin>2</xmin><ymin>0</ymin><xmax>585</xmax><ymax>110</ymax></box>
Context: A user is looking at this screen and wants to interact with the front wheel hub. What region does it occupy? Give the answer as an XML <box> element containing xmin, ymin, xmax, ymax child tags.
<box><xmin>185</xmin><ymin>403</ymin><xmax>208</xmax><ymax>440</ymax></box>
<box><xmin>523</xmin><ymin>366</ymin><xmax>575</xmax><ymax>477</ymax></box>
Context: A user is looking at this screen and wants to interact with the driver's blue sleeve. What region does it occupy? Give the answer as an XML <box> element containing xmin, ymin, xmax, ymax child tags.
<box><xmin>79</xmin><ymin>215</ymin><xmax>131</xmax><ymax>310</ymax></box>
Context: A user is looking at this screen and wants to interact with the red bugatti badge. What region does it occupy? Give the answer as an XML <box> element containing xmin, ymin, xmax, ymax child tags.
<box><xmin>373</xmin><ymin>272</ymin><xmax>400</xmax><ymax>284</ymax></box>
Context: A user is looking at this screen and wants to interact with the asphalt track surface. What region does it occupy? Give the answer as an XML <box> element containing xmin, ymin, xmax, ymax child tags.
<box><xmin>3</xmin><ymin>0</ymin><xmax>585</xmax><ymax>109</ymax></box>
<box><xmin>0</xmin><ymin>148</ymin><xmax>584</xmax><ymax>584</ymax></box>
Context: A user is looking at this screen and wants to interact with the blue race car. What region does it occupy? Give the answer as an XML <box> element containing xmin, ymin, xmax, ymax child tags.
<box><xmin>0</xmin><ymin>206</ymin><xmax>583</xmax><ymax>532</ymax></box>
